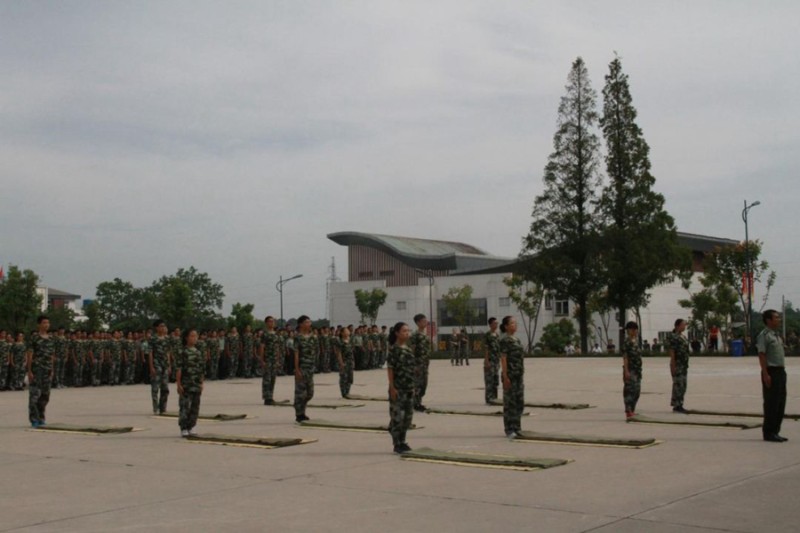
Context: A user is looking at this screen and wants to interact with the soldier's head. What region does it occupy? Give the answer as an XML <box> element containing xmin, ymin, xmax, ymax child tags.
<box><xmin>340</xmin><ymin>327</ymin><xmax>351</xmax><ymax>340</ymax></box>
<box><xmin>762</xmin><ymin>309</ymin><xmax>781</xmax><ymax>329</ymax></box>
<box><xmin>153</xmin><ymin>320</ymin><xmax>167</xmax><ymax>335</ymax></box>
<box><xmin>625</xmin><ymin>321</ymin><xmax>639</xmax><ymax>339</ymax></box>
<box><xmin>674</xmin><ymin>319</ymin><xmax>686</xmax><ymax>333</ymax></box>
<box><xmin>244</xmin><ymin>325</ymin><xmax>251</xmax><ymax>333</ymax></box>
<box><xmin>265</xmin><ymin>316</ymin><xmax>276</xmax><ymax>330</ymax></box>
<box><xmin>297</xmin><ymin>315</ymin><xmax>311</xmax><ymax>334</ymax></box>
<box><xmin>37</xmin><ymin>315</ymin><xmax>50</xmax><ymax>333</ymax></box>
<box><xmin>16</xmin><ymin>332</ymin><xmax>24</xmax><ymax>342</ymax></box>
<box><xmin>182</xmin><ymin>328</ymin><xmax>198</xmax><ymax>347</ymax></box>
<box><xmin>113</xmin><ymin>330</ymin><xmax>122</xmax><ymax>339</ymax></box>
<box><xmin>414</xmin><ymin>314</ymin><xmax>427</xmax><ymax>329</ymax></box>
<box><xmin>500</xmin><ymin>316</ymin><xmax>516</xmax><ymax>335</ymax></box>
<box><xmin>389</xmin><ymin>322</ymin><xmax>409</xmax><ymax>345</ymax></box>
<box><xmin>230</xmin><ymin>326</ymin><xmax>238</xmax><ymax>335</ymax></box>
<box><xmin>488</xmin><ymin>317</ymin><xmax>498</xmax><ymax>332</ymax></box>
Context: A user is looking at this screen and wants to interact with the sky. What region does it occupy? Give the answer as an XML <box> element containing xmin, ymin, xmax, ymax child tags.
<box><xmin>1</xmin><ymin>1</ymin><xmax>798</xmax><ymax>321</ymax></box>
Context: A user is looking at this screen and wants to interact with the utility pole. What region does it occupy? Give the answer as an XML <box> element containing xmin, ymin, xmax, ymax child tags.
<box><xmin>276</xmin><ymin>274</ymin><xmax>303</xmax><ymax>328</ymax></box>
<box><xmin>325</xmin><ymin>257</ymin><xmax>340</xmax><ymax>321</ymax></box>
<box><xmin>742</xmin><ymin>200</ymin><xmax>760</xmax><ymax>350</ymax></box>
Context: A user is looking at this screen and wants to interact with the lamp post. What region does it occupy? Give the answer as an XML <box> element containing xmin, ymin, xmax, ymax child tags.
<box><xmin>742</xmin><ymin>200</ymin><xmax>760</xmax><ymax>349</ymax></box>
<box><xmin>415</xmin><ymin>268</ymin><xmax>435</xmax><ymax>346</ymax></box>
<box><xmin>276</xmin><ymin>274</ymin><xmax>303</xmax><ymax>327</ymax></box>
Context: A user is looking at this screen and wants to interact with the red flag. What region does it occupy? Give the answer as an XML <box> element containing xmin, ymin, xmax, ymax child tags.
<box><xmin>0</xmin><ymin>265</ymin><xmax>4</xmax><ymax>280</ymax></box>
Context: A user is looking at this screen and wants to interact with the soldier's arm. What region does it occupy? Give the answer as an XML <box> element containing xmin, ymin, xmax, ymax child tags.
<box><xmin>294</xmin><ymin>347</ymin><xmax>301</xmax><ymax>378</ymax></box>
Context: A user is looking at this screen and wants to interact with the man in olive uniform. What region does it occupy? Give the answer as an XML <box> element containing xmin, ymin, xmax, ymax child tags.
<box><xmin>260</xmin><ymin>316</ymin><xmax>280</xmax><ymax>405</ymax></box>
<box><xmin>668</xmin><ymin>319</ymin><xmax>690</xmax><ymax>413</ymax></box>
<box><xmin>149</xmin><ymin>320</ymin><xmax>173</xmax><ymax>415</ymax></box>
<box><xmin>27</xmin><ymin>316</ymin><xmax>54</xmax><ymax>427</ymax></box>
<box><xmin>483</xmin><ymin>318</ymin><xmax>501</xmax><ymax>404</ymax></box>
<box><xmin>293</xmin><ymin>316</ymin><xmax>318</xmax><ymax>422</ymax></box>
<box><xmin>409</xmin><ymin>314</ymin><xmax>431</xmax><ymax>412</ymax></box>
<box><xmin>758</xmin><ymin>310</ymin><xmax>788</xmax><ymax>442</ymax></box>
<box><xmin>459</xmin><ymin>328</ymin><xmax>470</xmax><ymax>366</ymax></box>
<box><xmin>52</xmin><ymin>328</ymin><xmax>68</xmax><ymax>388</ymax></box>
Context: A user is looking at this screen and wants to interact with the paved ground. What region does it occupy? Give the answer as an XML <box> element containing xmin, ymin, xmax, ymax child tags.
<box><xmin>1</xmin><ymin>356</ymin><xmax>798</xmax><ymax>532</ymax></box>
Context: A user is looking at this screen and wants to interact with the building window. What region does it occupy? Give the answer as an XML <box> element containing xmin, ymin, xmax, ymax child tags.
<box><xmin>358</xmin><ymin>271</ymin><xmax>372</xmax><ymax>279</ymax></box>
<box><xmin>379</xmin><ymin>270</ymin><xmax>394</xmax><ymax>277</ymax></box>
<box><xmin>498</xmin><ymin>297</ymin><xmax>510</xmax><ymax>307</ymax></box>
<box><xmin>555</xmin><ymin>299</ymin><xmax>569</xmax><ymax>317</ymax></box>
<box><xmin>437</xmin><ymin>298</ymin><xmax>488</xmax><ymax>327</ymax></box>
<box><xmin>544</xmin><ymin>293</ymin><xmax>553</xmax><ymax>311</ymax></box>
<box><xmin>397</xmin><ymin>301</ymin><xmax>407</xmax><ymax>311</ymax></box>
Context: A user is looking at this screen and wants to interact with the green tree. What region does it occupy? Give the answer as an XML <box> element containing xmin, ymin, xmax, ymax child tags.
<box><xmin>539</xmin><ymin>319</ymin><xmax>578</xmax><ymax>353</ymax></box>
<box><xmin>441</xmin><ymin>285</ymin><xmax>477</xmax><ymax>330</ymax></box>
<box><xmin>354</xmin><ymin>288</ymin><xmax>388</xmax><ymax>325</ymax></box>
<box><xmin>503</xmin><ymin>276</ymin><xmax>544</xmax><ymax>352</ymax></box>
<box><xmin>228</xmin><ymin>302</ymin><xmax>255</xmax><ymax>331</ymax></box>
<box><xmin>150</xmin><ymin>267</ymin><xmax>225</xmax><ymax>325</ymax></box>
<box><xmin>521</xmin><ymin>57</ymin><xmax>603</xmax><ymax>354</ymax></box>
<box><xmin>47</xmin><ymin>306</ymin><xmax>77</xmax><ymax>331</ymax></box>
<box><xmin>154</xmin><ymin>278</ymin><xmax>194</xmax><ymax>330</ymax></box>
<box><xmin>598</xmin><ymin>55</ymin><xmax>691</xmax><ymax>347</ymax></box>
<box><xmin>95</xmin><ymin>278</ymin><xmax>152</xmax><ymax>331</ymax></box>
<box><xmin>81</xmin><ymin>301</ymin><xmax>104</xmax><ymax>332</ymax></box>
<box><xmin>0</xmin><ymin>265</ymin><xmax>42</xmax><ymax>333</ymax></box>
<box><xmin>679</xmin><ymin>284</ymin><xmax>740</xmax><ymax>345</ymax></box>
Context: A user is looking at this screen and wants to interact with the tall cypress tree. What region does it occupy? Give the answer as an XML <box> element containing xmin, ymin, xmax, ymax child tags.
<box><xmin>521</xmin><ymin>57</ymin><xmax>603</xmax><ymax>354</ymax></box>
<box><xmin>599</xmin><ymin>55</ymin><xmax>689</xmax><ymax>347</ymax></box>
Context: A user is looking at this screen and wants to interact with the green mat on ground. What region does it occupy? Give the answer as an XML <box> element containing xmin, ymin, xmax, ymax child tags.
<box><xmin>684</xmin><ymin>409</ymin><xmax>800</xmax><ymax>421</ymax></box>
<box><xmin>299</xmin><ymin>419</ymin><xmax>420</xmax><ymax>433</ymax></box>
<box><xmin>272</xmin><ymin>400</ymin><xmax>365</xmax><ymax>409</ymax></box>
<box><xmin>34</xmin><ymin>423</ymin><xmax>135</xmax><ymax>434</ymax></box>
<box><xmin>186</xmin><ymin>433</ymin><xmax>314</xmax><ymax>448</ymax></box>
<box><xmin>156</xmin><ymin>412</ymin><xmax>248</xmax><ymax>421</ymax></box>
<box><xmin>628</xmin><ymin>414</ymin><xmax>761</xmax><ymax>430</ymax></box>
<box><xmin>424</xmin><ymin>408</ymin><xmax>530</xmax><ymax>417</ymax></box>
<box><xmin>488</xmin><ymin>399</ymin><xmax>594</xmax><ymax>410</ymax></box>
<box><xmin>344</xmin><ymin>394</ymin><xmax>388</xmax><ymax>402</ymax></box>
<box><xmin>515</xmin><ymin>430</ymin><xmax>659</xmax><ymax>448</ymax></box>
<box><xmin>401</xmin><ymin>447</ymin><xmax>569</xmax><ymax>470</ymax></box>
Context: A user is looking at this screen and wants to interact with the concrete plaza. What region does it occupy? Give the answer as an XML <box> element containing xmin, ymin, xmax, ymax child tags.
<box><xmin>1</xmin><ymin>356</ymin><xmax>798</xmax><ymax>532</ymax></box>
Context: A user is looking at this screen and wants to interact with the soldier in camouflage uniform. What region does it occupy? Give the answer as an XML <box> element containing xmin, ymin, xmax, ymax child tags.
<box><xmin>108</xmin><ymin>331</ymin><xmax>123</xmax><ymax>385</ymax></box>
<box><xmin>138</xmin><ymin>332</ymin><xmax>149</xmax><ymax>385</ymax></box>
<box><xmin>27</xmin><ymin>316</ymin><xmax>54</xmax><ymax>427</ymax></box>
<box><xmin>352</xmin><ymin>327</ymin><xmax>365</xmax><ymax>370</ymax></box>
<box><xmin>176</xmin><ymin>329</ymin><xmax>204</xmax><ymax>437</ymax></box>
<box><xmin>253</xmin><ymin>330</ymin><xmax>264</xmax><ymax>378</ymax></box>
<box><xmin>52</xmin><ymin>328</ymin><xmax>67</xmax><ymax>388</ymax></box>
<box><xmin>449</xmin><ymin>329</ymin><xmax>459</xmax><ymax>366</ymax></box>
<box><xmin>622</xmin><ymin>321</ymin><xmax>642</xmax><ymax>418</ymax></box>
<box><xmin>483</xmin><ymin>317</ymin><xmax>501</xmax><ymax>404</ymax></box>
<box><xmin>206</xmin><ymin>330</ymin><xmax>220</xmax><ymax>380</ymax></box>
<box><xmin>409</xmin><ymin>314</ymin><xmax>431</xmax><ymax>412</ymax></box>
<box><xmin>459</xmin><ymin>329</ymin><xmax>470</xmax><ymax>366</ymax></box>
<box><xmin>387</xmin><ymin>322</ymin><xmax>415</xmax><ymax>454</ymax></box>
<box><xmin>293</xmin><ymin>316</ymin><xmax>318</xmax><ymax>422</ymax></box>
<box><xmin>88</xmin><ymin>331</ymin><xmax>102</xmax><ymax>386</ymax></box>
<box><xmin>70</xmin><ymin>333</ymin><xmax>84</xmax><ymax>387</ymax></box>
<box><xmin>169</xmin><ymin>329</ymin><xmax>181</xmax><ymax>382</ymax></box>
<box><xmin>11</xmin><ymin>333</ymin><xmax>27</xmax><ymax>390</ymax></box>
<box><xmin>335</xmin><ymin>327</ymin><xmax>355</xmax><ymax>398</ymax></box>
<box><xmin>241</xmin><ymin>325</ymin><xmax>254</xmax><ymax>378</ymax></box>
<box><xmin>260</xmin><ymin>317</ymin><xmax>280</xmax><ymax>405</ymax></box>
<box><xmin>226</xmin><ymin>327</ymin><xmax>241</xmax><ymax>379</ymax></box>
<box><xmin>123</xmin><ymin>332</ymin><xmax>137</xmax><ymax>385</ymax></box>
<box><xmin>0</xmin><ymin>331</ymin><xmax>9</xmax><ymax>390</ymax></box>
<box><xmin>499</xmin><ymin>316</ymin><xmax>525</xmax><ymax>438</ymax></box>
<box><xmin>379</xmin><ymin>326</ymin><xmax>389</xmax><ymax>368</ymax></box>
<box><xmin>149</xmin><ymin>320</ymin><xmax>173</xmax><ymax>415</ymax></box>
<box><xmin>668</xmin><ymin>319</ymin><xmax>690</xmax><ymax>413</ymax></box>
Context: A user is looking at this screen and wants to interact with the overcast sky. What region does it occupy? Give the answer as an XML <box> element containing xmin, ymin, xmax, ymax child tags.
<box><xmin>1</xmin><ymin>1</ymin><xmax>798</xmax><ymax>321</ymax></box>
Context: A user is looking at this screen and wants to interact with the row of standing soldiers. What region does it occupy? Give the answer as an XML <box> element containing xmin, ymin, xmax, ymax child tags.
<box><xmin>0</xmin><ymin>324</ymin><xmax>390</xmax><ymax>391</ymax></box>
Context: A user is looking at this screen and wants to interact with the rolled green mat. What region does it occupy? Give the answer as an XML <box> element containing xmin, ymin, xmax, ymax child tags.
<box><xmin>34</xmin><ymin>423</ymin><xmax>134</xmax><ymax>434</ymax></box>
<box><xmin>424</xmin><ymin>408</ymin><xmax>530</xmax><ymax>417</ymax></box>
<box><xmin>343</xmin><ymin>394</ymin><xmax>389</xmax><ymax>402</ymax></box>
<box><xmin>684</xmin><ymin>409</ymin><xmax>800</xmax><ymax>421</ymax></box>
<box><xmin>488</xmin><ymin>399</ymin><xmax>593</xmax><ymax>410</ymax></box>
<box><xmin>186</xmin><ymin>434</ymin><xmax>305</xmax><ymax>447</ymax></box>
<box><xmin>156</xmin><ymin>412</ymin><xmax>248</xmax><ymax>421</ymax></box>
<box><xmin>299</xmin><ymin>419</ymin><xmax>420</xmax><ymax>432</ymax></box>
<box><xmin>628</xmin><ymin>414</ymin><xmax>761</xmax><ymax>430</ymax></box>
<box><xmin>401</xmin><ymin>447</ymin><xmax>569</xmax><ymax>469</ymax></box>
<box><xmin>271</xmin><ymin>402</ymin><xmax>365</xmax><ymax>409</ymax></box>
<box><xmin>515</xmin><ymin>430</ymin><xmax>658</xmax><ymax>448</ymax></box>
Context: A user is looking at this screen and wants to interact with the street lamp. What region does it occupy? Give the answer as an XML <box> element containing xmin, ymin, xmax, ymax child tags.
<box><xmin>742</xmin><ymin>200</ymin><xmax>760</xmax><ymax>349</ymax></box>
<box><xmin>415</xmin><ymin>269</ymin><xmax>435</xmax><ymax>345</ymax></box>
<box><xmin>276</xmin><ymin>274</ymin><xmax>303</xmax><ymax>327</ymax></box>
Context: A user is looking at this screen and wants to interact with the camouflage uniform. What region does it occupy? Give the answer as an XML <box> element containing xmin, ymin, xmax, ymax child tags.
<box><xmin>90</xmin><ymin>337</ymin><xmax>104</xmax><ymax>386</ymax></box>
<box><xmin>319</xmin><ymin>334</ymin><xmax>331</xmax><ymax>373</ymax></box>
<box><xmin>123</xmin><ymin>337</ymin><xmax>137</xmax><ymax>385</ymax></box>
<box><xmin>459</xmin><ymin>334</ymin><xmax>470</xmax><ymax>366</ymax></box>
<box><xmin>252</xmin><ymin>334</ymin><xmax>263</xmax><ymax>378</ymax></box>
<box><xmin>337</xmin><ymin>339</ymin><xmax>355</xmax><ymax>398</ymax></box>
<box><xmin>207</xmin><ymin>337</ymin><xmax>220</xmax><ymax>380</ymax></box>
<box><xmin>484</xmin><ymin>331</ymin><xmax>501</xmax><ymax>403</ymax></box>
<box><xmin>261</xmin><ymin>331</ymin><xmax>279</xmax><ymax>402</ymax></box>
<box><xmin>227</xmin><ymin>334</ymin><xmax>241</xmax><ymax>379</ymax></box>
<box><xmin>27</xmin><ymin>333</ymin><xmax>55</xmax><ymax>425</ymax></box>
<box><xmin>387</xmin><ymin>343</ymin><xmax>416</xmax><ymax>448</ymax></box>
<box><xmin>0</xmin><ymin>338</ymin><xmax>10</xmax><ymax>390</ymax></box>
<box><xmin>150</xmin><ymin>335</ymin><xmax>172</xmax><ymax>414</ymax></box>
<box><xmin>11</xmin><ymin>341</ymin><xmax>27</xmax><ymax>389</ymax></box>
<box><xmin>176</xmin><ymin>345</ymin><xmax>204</xmax><ymax>431</ymax></box>
<box><xmin>108</xmin><ymin>338</ymin><xmax>123</xmax><ymax>385</ymax></box>
<box><xmin>241</xmin><ymin>333</ymin><xmax>254</xmax><ymax>378</ymax></box>
<box><xmin>71</xmin><ymin>338</ymin><xmax>85</xmax><ymax>387</ymax></box>
<box><xmin>409</xmin><ymin>330</ymin><xmax>431</xmax><ymax>409</ymax></box>
<box><xmin>169</xmin><ymin>335</ymin><xmax>181</xmax><ymax>382</ymax></box>
<box><xmin>668</xmin><ymin>331</ymin><xmax>690</xmax><ymax>408</ymax></box>
<box><xmin>293</xmin><ymin>334</ymin><xmax>319</xmax><ymax>419</ymax></box>
<box><xmin>623</xmin><ymin>338</ymin><xmax>643</xmax><ymax>414</ymax></box>
<box><xmin>53</xmin><ymin>334</ymin><xmax>67</xmax><ymax>388</ymax></box>
<box><xmin>500</xmin><ymin>335</ymin><xmax>525</xmax><ymax>435</ymax></box>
